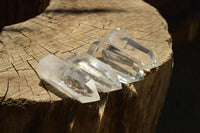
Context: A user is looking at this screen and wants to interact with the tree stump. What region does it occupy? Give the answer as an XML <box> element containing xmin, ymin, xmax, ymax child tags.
<box><xmin>0</xmin><ymin>0</ymin><xmax>173</xmax><ymax>133</ymax></box>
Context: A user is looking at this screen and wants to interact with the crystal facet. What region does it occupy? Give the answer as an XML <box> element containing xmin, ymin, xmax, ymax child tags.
<box><xmin>88</xmin><ymin>40</ymin><xmax>144</xmax><ymax>84</ymax></box>
<box><xmin>104</xmin><ymin>28</ymin><xmax>158</xmax><ymax>69</ymax></box>
<box><xmin>36</xmin><ymin>54</ymin><xmax>100</xmax><ymax>103</ymax></box>
<box><xmin>66</xmin><ymin>52</ymin><xmax>122</xmax><ymax>92</ymax></box>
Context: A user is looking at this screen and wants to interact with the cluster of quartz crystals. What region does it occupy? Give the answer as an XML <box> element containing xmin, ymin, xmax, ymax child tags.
<box><xmin>65</xmin><ymin>52</ymin><xmax>122</xmax><ymax>92</ymax></box>
<box><xmin>36</xmin><ymin>54</ymin><xmax>100</xmax><ymax>103</ymax></box>
<box><xmin>36</xmin><ymin>28</ymin><xmax>158</xmax><ymax>103</ymax></box>
<box><xmin>87</xmin><ymin>40</ymin><xmax>144</xmax><ymax>84</ymax></box>
<box><xmin>87</xmin><ymin>28</ymin><xmax>158</xmax><ymax>84</ymax></box>
<box><xmin>103</xmin><ymin>28</ymin><xmax>158</xmax><ymax>70</ymax></box>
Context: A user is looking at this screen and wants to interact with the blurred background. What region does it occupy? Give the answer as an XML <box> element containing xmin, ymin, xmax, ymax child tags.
<box><xmin>143</xmin><ymin>0</ymin><xmax>200</xmax><ymax>132</ymax></box>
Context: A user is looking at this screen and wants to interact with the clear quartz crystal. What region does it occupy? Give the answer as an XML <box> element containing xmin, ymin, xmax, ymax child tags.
<box><xmin>66</xmin><ymin>52</ymin><xmax>122</xmax><ymax>92</ymax></box>
<box><xmin>104</xmin><ymin>28</ymin><xmax>158</xmax><ymax>69</ymax></box>
<box><xmin>36</xmin><ymin>54</ymin><xmax>100</xmax><ymax>103</ymax></box>
<box><xmin>88</xmin><ymin>40</ymin><xmax>144</xmax><ymax>84</ymax></box>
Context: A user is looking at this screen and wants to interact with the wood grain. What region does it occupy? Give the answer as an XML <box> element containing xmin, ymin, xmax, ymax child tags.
<box><xmin>0</xmin><ymin>0</ymin><xmax>173</xmax><ymax>132</ymax></box>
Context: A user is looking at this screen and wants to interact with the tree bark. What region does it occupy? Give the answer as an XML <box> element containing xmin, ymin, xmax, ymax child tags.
<box><xmin>0</xmin><ymin>0</ymin><xmax>173</xmax><ymax>132</ymax></box>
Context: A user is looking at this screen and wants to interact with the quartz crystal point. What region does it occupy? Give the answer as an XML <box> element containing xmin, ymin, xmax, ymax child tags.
<box><xmin>66</xmin><ymin>52</ymin><xmax>122</xmax><ymax>92</ymax></box>
<box><xmin>88</xmin><ymin>40</ymin><xmax>144</xmax><ymax>84</ymax></box>
<box><xmin>104</xmin><ymin>28</ymin><xmax>158</xmax><ymax>70</ymax></box>
<box><xmin>36</xmin><ymin>54</ymin><xmax>100</xmax><ymax>103</ymax></box>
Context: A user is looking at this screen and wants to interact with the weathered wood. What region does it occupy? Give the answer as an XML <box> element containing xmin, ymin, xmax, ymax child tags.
<box><xmin>0</xmin><ymin>0</ymin><xmax>173</xmax><ymax>132</ymax></box>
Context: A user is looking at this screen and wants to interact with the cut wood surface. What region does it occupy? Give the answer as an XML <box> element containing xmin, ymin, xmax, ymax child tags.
<box><xmin>0</xmin><ymin>0</ymin><xmax>173</xmax><ymax>132</ymax></box>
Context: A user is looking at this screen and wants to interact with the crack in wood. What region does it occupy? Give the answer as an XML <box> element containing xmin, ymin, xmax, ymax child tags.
<box><xmin>4</xmin><ymin>29</ymin><xmax>32</xmax><ymax>45</ymax></box>
<box><xmin>82</xmin><ymin>24</ymin><xmax>110</xmax><ymax>30</ymax></box>
<box><xmin>18</xmin><ymin>54</ymin><xmax>24</xmax><ymax>62</ymax></box>
<box><xmin>24</xmin><ymin>76</ymin><xmax>34</xmax><ymax>101</ymax></box>
<box><xmin>41</xmin><ymin>14</ymin><xmax>54</xmax><ymax>20</ymax></box>
<box><xmin>38</xmin><ymin>15</ymin><xmax>60</xmax><ymax>26</ymax></box>
<box><xmin>38</xmin><ymin>44</ymin><xmax>53</xmax><ymax>54</ymax></box>
<box><xmin>55</xmin><ymin>40</ymin><xmax>75</xmax><ymax>49</ymax></box>
<box><xmin>0</xmin><ymin>78</ymin><xmax>9</xmax><ymax>105</ymax></box>
<box><xmin>17</xmin><ymin>31</ymin><xmax>32</xmax><ymax>44</ymax></box>
<box><xmin>70</xmin><ymin>23</ymin><xmax>82</xmax><ymax>33</ymax></box>
<box><xmin>0</xmin><ymin>40</ymin><xmax>5</xmax><ymax>47</ymax></box>
<box><xmin>19</xmin><ymin>43</ymin><xmax>32</xmax><ymax>57</ymax></box>
<box><xmin>134</xmin><ymin>37</ymin><xmax>165</xmax><ymax>43</ymax></box>
<box><xmin>30</xmin><ymin>20</ymin><xmax>56</xmax><ymax>30</ymax></box>
<box><xmin>61</xmin><ymin>44</ymin><xmax>86</xmax><ymax>54</ymax></box>
<box><xmin>26</xmin><ymin>60</ymin><xmax>52</xmax><ymax>100</ymax></box>
<box><xmin>11</xmin><ymin>63</ymin><xmax>20</xmax><ymax>77</ymax></box>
